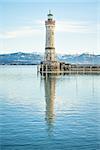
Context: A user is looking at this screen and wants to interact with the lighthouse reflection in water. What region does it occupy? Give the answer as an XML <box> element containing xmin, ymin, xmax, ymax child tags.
<box><xmin>44</xmin><ymin>75</ymin><xmax>56</xmax><ymax>132</ymax></box>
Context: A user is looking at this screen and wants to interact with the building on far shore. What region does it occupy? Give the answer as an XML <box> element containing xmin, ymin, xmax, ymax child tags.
<box><xmin>39</xmin><ymin>11</ymin><xmax>100</xmax><ymax>75</ymax></box>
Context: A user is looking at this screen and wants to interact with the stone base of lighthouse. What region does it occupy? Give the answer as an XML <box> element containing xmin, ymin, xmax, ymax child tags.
<box><xmin>40</xmin><ymin>60</ymin><xmax>60</xmax><ymax>75</ymax></box>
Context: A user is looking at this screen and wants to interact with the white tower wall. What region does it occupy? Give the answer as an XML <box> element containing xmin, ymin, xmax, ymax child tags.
<box><xmin>45</xmin><ymin>11</ymin><xmax>56</xmax><ymax>62</ymax></box>
<box><xmin>45</xmin><ymin>25</ymin><xmax>55</xmax><ymax>48</ymax></box>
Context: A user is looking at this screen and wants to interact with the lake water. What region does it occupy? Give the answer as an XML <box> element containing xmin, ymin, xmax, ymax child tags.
<box><xmin>0</xmin><ymin>65</ymin><xmax>100</xmax><ymax>150</ymax></box>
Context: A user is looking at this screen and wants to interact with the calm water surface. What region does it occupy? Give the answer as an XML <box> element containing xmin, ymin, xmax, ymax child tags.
<box><xmin>0</xmin><ymin>66</ymin><xmax>100</xmax><ymax>150</ymax></box>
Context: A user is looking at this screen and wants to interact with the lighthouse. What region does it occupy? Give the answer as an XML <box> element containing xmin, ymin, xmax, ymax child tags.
<box><xmin>45</xmin><ymin>10</ymin><xmax>56</xmax><ymax>61</ymax></box>
<box><xmin>39</xmin><ymin>11</ymin><xmax>60</xmax><ymax>74</ymax></box>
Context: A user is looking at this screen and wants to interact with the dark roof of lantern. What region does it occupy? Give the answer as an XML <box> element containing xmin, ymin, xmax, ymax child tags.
<box><xmin>48</xmin><ymin>13</ymin><xmax>53</xmax><ymax>16</ymax></box>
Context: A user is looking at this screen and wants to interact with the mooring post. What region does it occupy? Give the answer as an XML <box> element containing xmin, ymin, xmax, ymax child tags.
<box><xmin>37</xmin><ymin>65</ymin><xmax>39</xmax><ymax>73</ymax></box>
<box><xmin>46</xmin><ymin>64</ymin><xmax>47</xmax><ymax>79</ymax></box>
<box><xmin>37</xmin><ymin>65</ymin><xmax>39</xmax><ymax>76</ymax></box>
<box><xmin>42</xmin><ymin>64</ymin><xmax>43</xmax><ymax>76</ymax></box>
<box><xmin>90</xmin><ymin>66</ymin><xmax>92</xmax><ymax>74</ymax></box>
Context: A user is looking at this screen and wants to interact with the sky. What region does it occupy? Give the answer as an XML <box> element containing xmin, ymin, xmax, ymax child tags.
<box><xmin>0</xmin><ymin>0</ymin><xmax>100</xmax><ymax>54</ymax></box>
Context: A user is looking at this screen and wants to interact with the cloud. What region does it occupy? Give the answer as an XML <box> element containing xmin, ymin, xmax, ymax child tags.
<box><xmin>0</xmin><ymin>26</ymin><xmax>43</xmax><ymax>39</ymax></box>
<box><xmin>0</xmin><ymin>20</ymin><xmax>97</xmax><ymax>39</ymax></box>
<box><xmin>56</xmin><ymin>21</ymin><xmax>96</xmax><ymax>33</ymax></box>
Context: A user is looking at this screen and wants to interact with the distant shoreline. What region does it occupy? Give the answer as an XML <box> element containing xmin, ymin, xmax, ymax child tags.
<box><xmin>0</xmin><ymin>64</ymin><xmax>37</xmax><ymax>65</ymax></box>
<box><xmin>1</xmin><ymin>63</ymin><xmax>100</xmax><ymax>66</ymax></box>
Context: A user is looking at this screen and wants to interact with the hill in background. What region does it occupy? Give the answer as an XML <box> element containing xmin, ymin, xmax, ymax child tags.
<box><xmin>0</xmin><ymin>52</ymin><xmax>100</xmax><ymax>65</ymax></box>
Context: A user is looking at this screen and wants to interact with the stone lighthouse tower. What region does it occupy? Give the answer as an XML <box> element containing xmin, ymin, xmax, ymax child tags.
<box><xmin>40</xmin><ymin>11</ymin><xmax>60</xmax><ymax>74</ymax></box>
<box><xmin>45</xmin><ymin>10</ymin><xmax>55</xmax><ymax>61</ymax></box>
